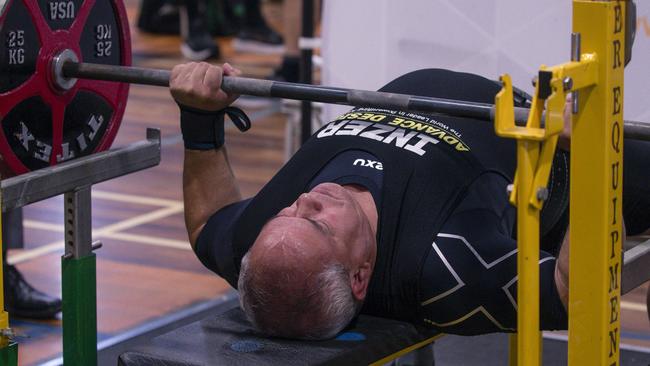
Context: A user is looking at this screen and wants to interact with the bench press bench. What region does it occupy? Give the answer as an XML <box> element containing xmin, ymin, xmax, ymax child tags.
<box><xmin>118</xmin><ymin>305</ymin><xmax>441</xmax><ymax>366</ymax></box>
<box><xmin>117</xmin><ymin>239</ymin><xmax>650</xmax><ymax>366</ymax></box>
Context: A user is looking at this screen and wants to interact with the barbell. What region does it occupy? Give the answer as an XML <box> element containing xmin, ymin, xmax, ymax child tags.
<box><xmin>58</xmin><ymin>59</ymin><xmax>650</xmax><ymax>140</ymax></box>
<box><xmin>1</xmin><ymin>0</ymin><xmax>648</xmax><ymax>176</ymax></box>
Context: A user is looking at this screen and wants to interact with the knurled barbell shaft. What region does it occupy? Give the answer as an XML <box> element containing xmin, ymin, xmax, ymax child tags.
<box><xmin>62</xmin><ymin>61</ymin><xmax>650</xmax><ymax>141</ymax></box>
<box><xmin>61</xmin><ymin>61</ymin><xmax>525</xmax><ymax>121</ymax></box>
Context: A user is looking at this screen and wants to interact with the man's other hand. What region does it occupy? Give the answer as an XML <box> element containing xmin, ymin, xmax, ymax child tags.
<box><xmin>170</xmin><ymin>62</ymin><xmax>242</xmax><ymax>111</ymax></box>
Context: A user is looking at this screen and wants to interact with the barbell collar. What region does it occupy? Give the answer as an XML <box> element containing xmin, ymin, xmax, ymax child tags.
<box><xmin>52</xmin><ymin>50</ymin><xmax>79</xmax><ymax>91</ymax></box>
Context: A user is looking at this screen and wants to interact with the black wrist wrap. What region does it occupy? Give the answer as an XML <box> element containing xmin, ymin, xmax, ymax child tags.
<box><xmin>179</xmin><ymin>105</ymin><xmax>251</xmax><ymax>150</ymax></box>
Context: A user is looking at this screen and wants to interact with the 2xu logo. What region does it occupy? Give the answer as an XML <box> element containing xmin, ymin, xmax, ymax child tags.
<box><xmin>353</xmin><ymin>159</ymin><xmax>383</xmax><ymax>171</ymax></box>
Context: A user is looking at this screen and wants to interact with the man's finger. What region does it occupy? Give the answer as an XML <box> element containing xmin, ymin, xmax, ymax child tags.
<box><xmin>189</xmin><ymin>62</ymin><xmax>210</xmax><ymax>90</ymax></box>
<box><xmin>222</xmin><ymin>63</ymin><xmax>242</xmax><ymax>77</ymax></box>
<box><xmin>217</xmin><ymin>63</ymin><xmax>241</xmax><ymax>103</ymax></box>
<box><xmin>170</xmin><ymin>64</ymin><xmax>189</xmax><ymax>86</ymax></box>
<box><xmin>204</xmin><ymin>65</ymin><xmax>223</xmax><ymax>94</ymax></box>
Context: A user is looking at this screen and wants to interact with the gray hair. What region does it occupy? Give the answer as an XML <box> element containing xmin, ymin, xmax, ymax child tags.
<box><xmin>238</xmin><ymin>251</ymin><xmax>360</xmax><ymax>340</ymax></box>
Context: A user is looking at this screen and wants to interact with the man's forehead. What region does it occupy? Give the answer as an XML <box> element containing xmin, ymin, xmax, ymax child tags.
<box><xmin>254</xmin><ymin>217</ymin><xmax>330</xmax><ymax>255</ymax></box>
<box><xmin>262</xmin><ymin>216</ymin><xmax>325</xmax><ymax>237</ymax></box>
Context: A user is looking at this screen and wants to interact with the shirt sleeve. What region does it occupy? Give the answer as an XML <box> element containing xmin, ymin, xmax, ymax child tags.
<box><xmin>194</xmin><ymin>198</ymin><xmax>252</xmax><ymax>288</ymax></box>
<box><xmin>419</xmin><ymin>172</ymin><xmax>567</xmax><ymax>334</ymax></box>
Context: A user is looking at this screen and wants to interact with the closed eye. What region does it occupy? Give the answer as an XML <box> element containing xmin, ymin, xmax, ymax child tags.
<box><xmin>305</xmin><ymin>218</ymin><xmax>331</xmax><ymax>236</ymax></box>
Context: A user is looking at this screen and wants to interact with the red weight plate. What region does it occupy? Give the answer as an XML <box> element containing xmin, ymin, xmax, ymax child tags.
<box><xmin>0</xmin><ymin>0</ymin><xmax>130</xmax><ymax>176</ymax></box>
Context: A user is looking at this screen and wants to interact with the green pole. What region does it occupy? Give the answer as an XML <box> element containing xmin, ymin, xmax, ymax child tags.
<box><xmin>0</xmin><ymin>339</ymin><xmax>18</xmax><ymax>366</ymax></box>
<box><xmin>62</xmin><ymin>254</ymin><xmax>97</xmax><ymax>366</ymax></box>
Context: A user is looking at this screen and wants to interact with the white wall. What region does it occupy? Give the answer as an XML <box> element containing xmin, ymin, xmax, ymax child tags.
<box><xmin>322</xmin><ymin>0</ymin><xmax>649</xmax><ymax>122</ymax></box>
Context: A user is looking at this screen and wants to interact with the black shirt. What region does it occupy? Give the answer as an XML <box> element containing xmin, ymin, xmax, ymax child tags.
<box><xmin>196</xmin><ymin>149</ymin><xmax>566</xmax><ymax>334</ymax></box>
<box><xmin>194</xmin><ymin>68</ymin><xmax>569</xmax><ymax>334</ymax></box>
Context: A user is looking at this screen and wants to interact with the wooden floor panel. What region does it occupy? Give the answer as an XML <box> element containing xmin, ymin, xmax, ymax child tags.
<box><xmin>96</xmin><ymin>240</ymin><xmax>204</xmax><ymax>274</ymax></box>
<box><xmin>16</xmin><ymin>334</ymin><xmax>61</xmax><ymax>366</ymax></box>
<box><xmin>118</xmin><ymin>212</ymin><xmax>189</xmax><ymax>243</ymax></box>
<box><xmin>14</xmin><ymin>250</ymin><xmax>230</xmax><ymax>365</ymax></box>
<box><xmin>20</xmin><ymin>225</ymin><xmax>61</xmax><ymax>251</ymax></box>
<box><xmin>94</xmin><ymin>258</ymin><xmax>228</xmax><ymax>333</ymax></box>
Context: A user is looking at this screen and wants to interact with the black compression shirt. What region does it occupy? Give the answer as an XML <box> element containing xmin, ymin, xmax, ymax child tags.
<box><xmin>192</xmin><ymin>67</ymin><xmax>650</xmax><ymax>336</ymax></box>
<box><xmin>195</xmin><ymin>150</ymin><xmax>568</xmax><ymax>333</ymax></box>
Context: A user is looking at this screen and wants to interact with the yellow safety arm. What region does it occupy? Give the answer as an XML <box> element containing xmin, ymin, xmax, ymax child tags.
<box><xmin>493</xmin><ymin>24</ymin><xmax>599</xmax><ymax>365</ymax></box>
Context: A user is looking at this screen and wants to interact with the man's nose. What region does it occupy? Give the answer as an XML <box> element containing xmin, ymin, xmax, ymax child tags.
<box><xmin>295</xmin><ymin>193</ymin><xmax>323</xmax><ymax>217</ymax></box>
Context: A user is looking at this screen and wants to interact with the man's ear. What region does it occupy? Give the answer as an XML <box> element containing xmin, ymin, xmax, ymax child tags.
<box><xmin>350</xmin><ymin>262</ymin><xmax>372</xmax><ymax>301</ymax></box>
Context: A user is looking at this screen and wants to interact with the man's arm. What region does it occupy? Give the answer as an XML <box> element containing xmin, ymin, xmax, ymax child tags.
<box><xmin>554</xmin><ymin>230</ymin><xmax>570</xmax><ymax>308</ymax></box>
<box><xmin>554</xmin><ymin>221</ymin><xmax>627</xmax><ymax>311</ymax></box>
<box><xmin>558</xmin><ymin>94</ymin><xmax>573</xmax><ymax>151</ymax></box>
<box><xmin>170</xmin><ymin>62</ymin><xmax>244</xmax><ymax>248</ymax></box>
<box><xmin>553</xmin><ymin>95</ymin><xmax>629</xmax><ymax>308</ymax></box>
<box><xmin>183</xmin><ymin>149</ymin><xmax>241</xmax><ymax>248</ymax></box>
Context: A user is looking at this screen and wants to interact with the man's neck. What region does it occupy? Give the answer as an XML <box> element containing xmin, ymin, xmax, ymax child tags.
<box><xmin>343</xmin><ymin>184</ymin><xmax>379</xmax><ymax>235</ymax></box>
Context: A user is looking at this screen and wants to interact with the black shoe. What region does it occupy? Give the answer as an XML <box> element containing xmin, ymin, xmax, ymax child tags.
<box><xmin>4</xmin><ymin>264</ymin><xmax>62</xmax><ymax>319</ymax></box>
<box><xmin>270</xmin><ymin>56</ymin><xmax>300</xmax><ymax>83</ymax></box>
<box><xmin>181</xmin><ymin>32</ymin><xmax>220</xmax><ymax>61</ymax></box>
<box><xmin>137</xmin><ymin>0</ymin><xmax>180</xmax><ymax>35</ymax></box>
<box><xmin>179</xmin><ymin>1</ymin><xmax>220</xmax><ymax>61</ymax></box>
<box><xmin>206</xmin><ymin>0</ymin><xmax>240</xmax><ymax>37</ymax></box>
<box><xmin>233</xmin><ymin>24</ymin><xmax>284</xmax><ymax>54</ymax></box>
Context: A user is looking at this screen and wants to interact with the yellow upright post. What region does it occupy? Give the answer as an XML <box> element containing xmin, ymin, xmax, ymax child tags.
<box><xmin>495</xmin><ymin>74</ymin><xmax>556</xmax><ymax>366</ymax></box>
<box><xmin>515</xmin><ymin>134</ymin><xmax>542</xmax><ymax>366</ymax></box>
<box><xmin>495</xmin><ymin>32</ymin><xmax>598</xmax><ymax>366</ymax></box>
<box><xmin>568</xmin><ymin>1</ymin><xmax>625</xmax><ymax>365</ymax></box>
<box><xmin>508</xmin><ymin>334</ymin><xmax>517</xmax><ymax>365</ymax></box>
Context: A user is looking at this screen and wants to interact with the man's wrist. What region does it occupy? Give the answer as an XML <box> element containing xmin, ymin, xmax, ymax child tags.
<box><xmin>179</xmin><ymin>104</ymin><xmax>227</xmax><ymax>150</ymax></box>
<box><xmin>183</xmin><ymin>141</ymin><xmax>223</xmax><ymax>150</ymax></box>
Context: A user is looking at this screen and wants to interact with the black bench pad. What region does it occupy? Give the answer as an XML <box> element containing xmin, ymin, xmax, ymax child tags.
<box><xmin>118</xmin><ymin>307</ymin><xmax>440</xmax><ymax>366</ymax></box>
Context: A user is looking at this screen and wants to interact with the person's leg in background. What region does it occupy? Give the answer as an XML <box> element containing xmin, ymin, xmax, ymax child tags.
<box><xmin>179</xmin><ymin>0</ymin><xmax>221</xmax><ymax>60</ymax></box>
<box><xmin>137</xmin><ymin>0</ymin><xmax>181</xmax><ymax>35</ymax></box>
<box><xmin>271</xmin><ymin>0</ymin><xmax>321</xmax><ymax>82</ymax></box>
<box><xmin>3</xmin><ymin>209</ymin><xmax>62</xmax><ymax>319</ymax></box>
<box><xmin>270</xmin><ymin>0</ymin><xmax>300</xmax><ymax>82</ymax></box>
<box><xmin>231</xmin><ymin>0</ymin><xmax>284</xmax><ymax>54</ymax></box>
<box><xmin>137</xmin><ymin>0</ymin><xmax>220</xmax><ymax>61</ymax></box>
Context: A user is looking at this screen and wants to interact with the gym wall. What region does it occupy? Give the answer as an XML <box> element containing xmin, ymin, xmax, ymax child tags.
<box><xmin>321</xmin><ymin>0</ymin><xmax>649</xmax><ymax>122</ymax></box>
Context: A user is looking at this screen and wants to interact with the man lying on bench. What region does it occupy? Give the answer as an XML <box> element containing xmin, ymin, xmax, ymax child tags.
<box><xmin>170</xmin><ymin>62</ymin><xmax>650</xmax><ymax>339</ymax></box>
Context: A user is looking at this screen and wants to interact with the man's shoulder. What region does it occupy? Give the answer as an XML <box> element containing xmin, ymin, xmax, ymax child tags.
<box><xmin>194</xmin><ymin>198</ymin><xmax>253</xmax><ymax>287</ymax></box>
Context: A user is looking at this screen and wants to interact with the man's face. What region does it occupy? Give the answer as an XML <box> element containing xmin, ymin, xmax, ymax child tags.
<box><xmin>252</xmin><ymin>182</ymin><xmax>375</xmax><ymax>271</ymax></box>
